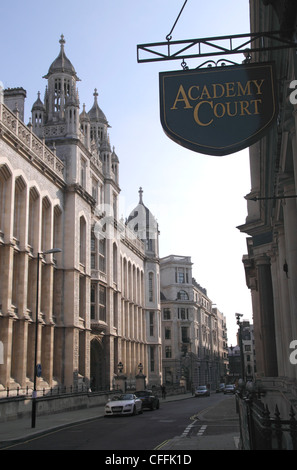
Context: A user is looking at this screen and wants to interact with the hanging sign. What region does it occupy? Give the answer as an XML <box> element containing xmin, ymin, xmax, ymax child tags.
<box><xmin>159</xmin><ymin>62</ymin><xmax>278</xmax><ymax>156</ymax></box>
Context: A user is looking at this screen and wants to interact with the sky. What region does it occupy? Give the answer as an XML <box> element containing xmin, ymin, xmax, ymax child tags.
<box><xmin>0</xmin><ymin>0</ymin><xmax>252</xmax><ymax>344</ymax></box>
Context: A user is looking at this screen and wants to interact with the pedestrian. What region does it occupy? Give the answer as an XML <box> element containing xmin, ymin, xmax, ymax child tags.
<box><xmin>161</xmin><ymin>385</ymin><xmax>166</xmax><ymax>399</ymax></box>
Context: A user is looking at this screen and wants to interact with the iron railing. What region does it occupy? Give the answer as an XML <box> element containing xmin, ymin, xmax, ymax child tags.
<box><xmin>0</xmin><ymin>383</ymin><xmax>186</xmax><ymax>400</ymax></box>
<box><xmin>237</xmin><ymin>393</ymin><xmax>297</xmax><ymax>450</ymax></box>
<box><xmin>0</xmin><ymin>384</ymin><xmax>91</xmax><ymax>400</ymax></box>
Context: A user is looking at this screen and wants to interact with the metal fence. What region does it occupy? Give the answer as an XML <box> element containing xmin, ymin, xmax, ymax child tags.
<box><xmin>237</xmin><ymin>393</ymin><xmax>297</xmax><ymax>450</ymax></box>
<box><xmin>1</xmin><ymin>383</ymin><xmax>186</xmax><ymax>400</ymax></box>
<box><xmin>0</xmin><ymin>384</ymin><xmax>90</xmax><ymax>400</ymax></box>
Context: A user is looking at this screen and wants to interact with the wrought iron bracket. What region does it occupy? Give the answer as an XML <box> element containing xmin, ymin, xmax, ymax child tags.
<box><xmin>137</xmin><ymin>31</ymin><xmax>297</xmax><ymax>64</ymax></box>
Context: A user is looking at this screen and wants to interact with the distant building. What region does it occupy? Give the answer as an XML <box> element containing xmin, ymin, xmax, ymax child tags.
<box><xmin>228</xmin><ymin>321</ymin><xmax>256</xmax><ymax>383</ymax></box>
<box><xmin>160</xmin><ymin>255</ymin><xmax>228</xmax><ymax>390</ymax></box>
<box><xmin>228</xmin><ymin>345</ymin><xmax>241</xmax><ymax>382</ymax></box>
<box><xmin>241</xmin><ymin>321</ymin><xmax>256</xmax><ymax>381</ymax></box>
<box><xmin>213</xmin><ymin>307</ymin><xmax>229</xmax><ymax>381</ymax></box>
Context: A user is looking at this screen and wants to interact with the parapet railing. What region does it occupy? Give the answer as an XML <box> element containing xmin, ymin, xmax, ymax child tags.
<box><xmin>0</xmin><ymin>102</ymin><xmax>65</xmax><ymax>179</ymax></box>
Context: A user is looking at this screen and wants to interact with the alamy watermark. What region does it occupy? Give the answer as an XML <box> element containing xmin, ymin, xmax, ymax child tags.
<box><xmin>289</xmin><ymin>340</ymin><xmax>297</xmax><ymax>365</ymax></box>
<box><xmin>93</xmin><ymin>201</ymin><xmax>158</xmax><ymax>242</ymax></box>
<box><xmin>289</xmin><ymin>80</ymin><xmax>297</xmax><ymax>105</ymax></box>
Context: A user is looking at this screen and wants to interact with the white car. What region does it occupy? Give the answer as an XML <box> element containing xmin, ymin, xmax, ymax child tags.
<box><xmin>105</xmin><ymin>393</ymin><xmax>143</xmax><ymax>416</ymax></box>
<box><xmin>194</xmin><ymin>385</ymin><xmax>210</xmax><ymax>397</ymax></box>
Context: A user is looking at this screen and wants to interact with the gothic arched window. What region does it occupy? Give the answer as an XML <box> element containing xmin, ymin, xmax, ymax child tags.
<box><xmin>177</xmin><ymin>290</ymin><xmax>189</xmax><ymax>300</ymax></box>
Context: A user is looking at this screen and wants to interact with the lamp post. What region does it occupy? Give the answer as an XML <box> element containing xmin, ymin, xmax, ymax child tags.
<box><xmin>31</xmin><ymin>248</ymin><xmax>61</xmax><ymax>428</ymax></box>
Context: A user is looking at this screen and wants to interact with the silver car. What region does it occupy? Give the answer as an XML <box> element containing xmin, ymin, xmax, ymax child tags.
<box><xmin>194</xmin><ymin>385</ymin><xmax>210</xmax><ymax>397</ymax></box>
<box><xmin>224</xmin><ymin>384</ymin><xmax>235</xmax><ymax>394</ymax></box>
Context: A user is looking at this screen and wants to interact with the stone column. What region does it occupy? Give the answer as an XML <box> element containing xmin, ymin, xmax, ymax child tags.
<box><xmin>42</xmin><ymin>325</ymin><xmax>54</xmax><ymax>386</ymax></box>
<box><xmin>135</xmin><ymin>372</ymin><xmax>146</xmax><ymax>391</ymax></box>
<box><xmin>255</xmin><ymin>255</ymin><xmax>278</xmax><ymax>377</ymax></box>
<box><xmin>273</xmin><ymin>227</ymin><xmax>295</xmax><ymax>377</ymax></box>
<box><xmin>0</xmin><ymin>317</ymin><xmax>13</xmax><ymax>387</ymax></box>
<box><xmin>0</xmin><ymin>245</ymin><xmax>14</xmax><ymax>314</ymax></box>
<box><xmin>16</xmin><ymin>251</ymin><xmax>28</xmax><ymax>318</ymax></box>
<box><xmin>114</xmin><ymin>373</ymin><xmax>127</xmax><ymax>392</ymax></box>
<box><xmin>0</xmin><ymin>244</ymin><xmax>14</xmax><ymax>388</ymax></box>
<box><xmin>12</xmin><ymin>319</ymin><xmax>28</xmax><ymax>387</ymax></box>
<box><xmin>283</xmin><ymin>187</ymin><xmax>297</xmax><ymax>336</ymax></box>
<box><xmin>250</xmin><ymin>286</ymin><xmax>265</xmax><ymax>377</ymax></box>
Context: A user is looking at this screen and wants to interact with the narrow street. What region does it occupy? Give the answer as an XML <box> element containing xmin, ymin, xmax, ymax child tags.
<box><xmin>1</xmin><ymin>394</ymin><xmax>239</xmax><ymax>451</ymax></box>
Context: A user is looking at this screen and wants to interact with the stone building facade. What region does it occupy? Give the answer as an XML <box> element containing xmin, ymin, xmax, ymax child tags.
<box><xmin>0</xmin><ymin>36</ymin><xmax>161</xmax><ymax>394</ymax></box>
<box><xmin>160</xmin><ymin>255</ymin><xmax>228</xmax><ymax>390</ymax></box>
<box><xmin>238</xmin><ymin>0</ymin><xmax>297</xmax><ymax>418</ymax></box>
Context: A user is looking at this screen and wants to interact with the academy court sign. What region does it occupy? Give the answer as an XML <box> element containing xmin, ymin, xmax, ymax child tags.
<box><xmin>159</xmin><ymin>62</ymin><xmax>277</xmax><ymax>156</ymax></box>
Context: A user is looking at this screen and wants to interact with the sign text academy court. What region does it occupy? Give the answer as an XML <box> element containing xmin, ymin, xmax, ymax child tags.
<box><xmin>159</xmin><ymin>62</ymin><xmax>277</xmax><ymax>156</ymax></box>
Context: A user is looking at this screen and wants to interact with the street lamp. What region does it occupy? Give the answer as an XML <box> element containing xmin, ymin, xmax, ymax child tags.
<box><xmin>235</xmin><ymin>313</ymin><xmax>245</xmax><ymax>383</ymax></box>
<box><xmin>31</xmin><ymin>248</ymin><xmax>62</xmax><ymax>428</ymax></box>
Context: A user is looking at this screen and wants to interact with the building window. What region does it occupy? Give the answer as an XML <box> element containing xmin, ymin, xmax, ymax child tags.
<box><xmin>99</xmin><ymin>238</ymin><xmax>106</xmax><ymax>273</ymax></box>
<box><xmin>79</xmin><ymin>275</ymin><xmax>86</xmax><ymax>319</ymax></box>
<box><xmin>165</xmin><ymin>328</ymin><xmax>171</xmax><ymax>340</ymax></box>
<box><xmin>54</xmin><ymin>79</ymin><xmax>61</xmax><ymax>112</ymax></box>
<box><xmin>28</xmin><ymin>187</ymin><xmax>39</xmax><ymax>249</ymax></box>
<box><xmin>99</xmin><ymin>285</ymin><xmax>106</xmax><ymax>322</ymax></box>
<box><xmin>149</xmin><ymin>272</ymin><xmax>154</xmax><ymax>302</ymax></box>
<box><xmin>149</xmin><ymin>311</ymin><xmax>154</xmax><ymax>336</ymax></box>
<box><xmin>80</xmin><ymin>157</ymin><xmax>87</xmax><ymax>188</ymax></box>
<box><xmin>113</xmin><ymin>243</ymin><xmax>117</xmax><ymax>283</ymax></box>
<box><xmin>146</xmin><ymin>239</ymin><xmax>153</xmax><ymax>251</ymax></box>
<box><xmin>41</xmin><ymin>197</ymin><xmax>51</xmax><ymax>252</ymax></box>
<box><xmin>113</xmin><ymin>193</ymin><xmax>117</xmax><ymax>220</ymax></box>
<box><xmin>91</xmin><ymin>284</ymin><xmax>96</xmax><ymax>320</ymax></box>
<box><xmin>92</xmin><ymin>179</ymin><xmax>98</xmax><ymax>202</ymax></box>
<box><xmin>91</xmin><ymin>230</ymin><xmax>96</xmax><ymax>269</ymax></box>
<box><xmin>79</xmin><ymin>216</ymin><xmax>86</xmax><ymax>265</ymax></box>
<box><xmin>178</xmin><ymin>308</ymin><xmax>188</xmax><ymax>320</ymax></box>
<box><xmin>181</xmin><ymin>327</ymin><xmax>189</xmax><ymax>343</ymax></box>
<box><xmin>175</xmin><ymin>267</ymin><xmax>188</xmax><ymax>284</ymax></box>
<box><xmin>177</xmin><ymin>290</ymin><xmax>188</xmax><ymax>300</ymax></box>
<box><xmin>150</xmin><ymin>346</ymin><xmax>155</xmax><ymax>372</ymax></box>
<box><xmin>64</xmin><ymin>79</ymin><xmax>70</xmax><ymax>97</ymax></box>
<box><xmin>165</xmin><ymin>346</ymin><xmax>172</xmax><ymax>358</ymax></box>
<box><xmin>163</xmin><ymin>308</ymin><xmax>171</xmax><ymax>320</ymax></box>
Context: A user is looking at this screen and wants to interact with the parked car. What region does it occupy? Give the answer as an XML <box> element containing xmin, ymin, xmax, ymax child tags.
<box><xmin>216</xmin><ymin>383</ymin><xmax>225</xmax><ymax>393</ymax></box>
<box><xmin>105</xmin><ymin>393</ymin><xmax>143</xmax><ymax>416</ymax></box>
<box><xmin>224</xmin><ymin>384</ymin><xmax>235</xmax><ymax>394</ymax></box>
<box><xmin>134</xmin><ymin>390</ymin><xmax>160</xmax><ymax>410</ymax></box>
<box><xmin>194</xmin><ymin>385</ymin><xmax>210</xmax><ymax>397</ymax></box>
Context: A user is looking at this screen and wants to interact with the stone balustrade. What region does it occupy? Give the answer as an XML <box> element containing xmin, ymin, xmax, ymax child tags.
<box><xmin>0</xmin><ymin>102</ymin><xmax>64</xmax><ymax>179</ymax></box>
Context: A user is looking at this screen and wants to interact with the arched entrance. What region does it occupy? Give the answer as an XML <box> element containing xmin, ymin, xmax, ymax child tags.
<box><xmin>90</xmin><ymin>337</ymin><xmax>106</xmax><ymax>391</ymax></box>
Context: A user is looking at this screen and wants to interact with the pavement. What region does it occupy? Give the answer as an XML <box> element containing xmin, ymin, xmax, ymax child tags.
<box><xmin>0</xmin><ymin>392</ymin><xmax>240</xmax><ymax>450</ymax></box>
<box><xmin>158</xmin><ymin>393</ymin><xmax>240</xmax><ymax>451</ymax></box>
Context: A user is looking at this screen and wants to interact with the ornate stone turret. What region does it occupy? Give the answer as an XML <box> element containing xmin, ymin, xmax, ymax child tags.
<box><xmin>42</xmin><ymin>35</ymin><xmax>80</xmax><ymax>126</ymax></box>
<box><xmin>88</xmin><ymin>88</ymin><xmax>110</xmax><ymax>145</ymax></box>
<box><xmin>127</xmin><ymin>187</ymin><xmax>159</xmax><ymax>257</ymax></box>
<box><xmin>31</xmin><ymin>91</ymin><xmax>46</xmax><ymax>138</ymax></box>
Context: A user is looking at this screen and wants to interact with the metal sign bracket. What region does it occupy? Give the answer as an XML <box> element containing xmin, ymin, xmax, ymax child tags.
<box><xmin>137</xmin><ymin>31</ymin><xmax>297</xmax><ymax>64</ymax></box>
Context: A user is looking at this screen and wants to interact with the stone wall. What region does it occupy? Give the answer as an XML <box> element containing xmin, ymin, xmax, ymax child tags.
<box><xmin>0</xmin><ymin>391</ymin><xmax>111</xmax><ymax>422</ymax></box>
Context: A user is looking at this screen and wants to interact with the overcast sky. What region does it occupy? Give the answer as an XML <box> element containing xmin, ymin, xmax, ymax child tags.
<box><xmin>1</xmin><ymin>0</ymin><xmax>252</xmax><ymax>344</ymax></box>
